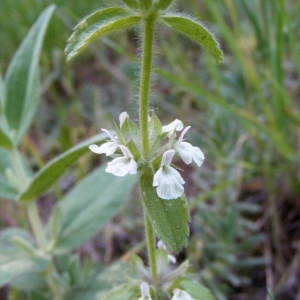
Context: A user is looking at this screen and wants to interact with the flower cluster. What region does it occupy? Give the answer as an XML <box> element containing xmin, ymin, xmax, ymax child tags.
<box><xmin>89</xmin><ymin>113</ymin><xmax>204</xmax><ymax>200</ymax></box>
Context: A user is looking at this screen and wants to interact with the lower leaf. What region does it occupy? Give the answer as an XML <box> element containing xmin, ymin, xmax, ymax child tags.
<box><xmin>140</xmin><ymin>167</ymin><xmax>190</xmax><ymax>253</ymax></box>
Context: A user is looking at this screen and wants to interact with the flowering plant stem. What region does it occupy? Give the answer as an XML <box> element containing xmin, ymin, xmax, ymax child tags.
<box><xmin>139</xmin><ymin>16</ymin><xmax>159</xmax><ymax>287</ymax></box>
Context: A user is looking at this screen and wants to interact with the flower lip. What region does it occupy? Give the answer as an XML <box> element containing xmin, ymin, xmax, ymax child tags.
<box><xmin>153</xmin><ymin>150</ymin><xmax>185</xmax><ymax>200</ymax></box>
<box><xmin>105</xmin><ymin>145</ymin><xmax>137</xmax><ymax>177</ymax></box>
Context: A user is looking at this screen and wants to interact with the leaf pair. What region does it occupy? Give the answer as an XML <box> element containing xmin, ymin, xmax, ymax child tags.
<box><xmin>65</xmin><ymin>6</ymin><xmax>223</xmax><ymax>63</ymax></box>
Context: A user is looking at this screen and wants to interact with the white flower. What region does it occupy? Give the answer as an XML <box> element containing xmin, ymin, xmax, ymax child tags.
<box><xmin>168</xmin><ymin>254</ymin><xmax>177</xmax><ymax>264</ymax></box>
<box><xmin>105</xmin><ymin>145</ymin><xmax>137</xmax><ymax>176</ymax></box>
<box><xmin>153</xmin><ymin>150</ymin><xmax>185</xmax><ymax>200</ymax></box>
<box><xmin>89</xmin><ymin>129</ymin><xmax>119</xmax><ymax>156</ymax></box>
<box><xmin>138</xmin><ymin>282</ymin><xmax>152</xmax><ymax>300</ymax></box>
<box><xmin>172</xmin><ymin>289</ymin><xmax>194</xmax><ymax>300</ymax></box>
<box><xmin>162</xmin><ymin>119</ymin><xmax>184</xmax><ymax>135</ymax></box>
<box><xmin>175</xmin><ymin>126</ymin><xmax>205</xmax><ymax>167</ymax></box>
<box><xmin>119</xmin><ymin>111</ymin><xmax>129</xmax><ymax>127</ymax></box>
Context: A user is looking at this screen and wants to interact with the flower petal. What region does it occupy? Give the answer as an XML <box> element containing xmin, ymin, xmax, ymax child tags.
<box><xmin>119</xmin><ymin>111</ymin><xmax>129</xmax><ymax>127</ymax></box>
<box><xmin>138</xmin><ymin>282</ymin><xmax>152</xmax><ymax>300</ymax></box>
<box><xmin>162</xmin><ymin>119</ymin><xmax>184</xmax><ymax>134</ymax></box>
<box><xmin>89</xmin><ymin>141</ymin><xmax>118</xmax><ymax>156</ymax></box>
<box><xmin>161</xmin><ymin>149</ymin><xmax>176</xmax><ymax>167</ymax></box>
<box><xmin>105</xmin><ymin>156</ymin><xmax>137</xmax><ymax>177</ymax></box>
<box><xmin>153</xmin><ymin>165</ymin><xmax>185</xmax><ymax>200</ymax></box>
<box><xmin>172</xmin><ymin>289</ymin><xmax>194</xmax><ymax>300</ymax></box>
<box><xmin>176</xmin><ymin>142</ymin><xmax>204</xmax><ymax>167</ymax></box>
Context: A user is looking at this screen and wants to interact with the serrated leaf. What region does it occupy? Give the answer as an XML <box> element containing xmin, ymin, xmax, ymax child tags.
<box><xmin>161</xmin><ymin>14</ymin><xmax>223</xmax><ymax>63</ymax></box>
<box><xmin>4</xmin><ymin>6</ymin><xmax>55</xmax><ymax>143</ymax></box>
<box><xmin>140</xmin><ymin>167</ymin><xmax>190</xmax><ymax>252</ymax></box>
<box><xmin>20</xmin><ymin>133</ymin><xmax>105</xmax><ymax>202</ymax></box>
<box><xmin>65</xmin><ymin>7</ymin><xmax>141</xmax><ymax>61</ymax></box>
<box><xmin>123</xmin><ymin>0</ymin><xmax>139</xmax><ymax>9</ymax></box>
<box><xmin>179</xmin><ymin>279</ymin><xmax>215</xmax><ymax>300</ymax></box>
<box><xmin>50</xmin><ymin>166</ymin><xmax>136</xmax><ymax>252</ymax></box>
<box><xmin>158</xmin><ymin>0</ymin><xmax>175</xmax><ymax>10</ymax></box>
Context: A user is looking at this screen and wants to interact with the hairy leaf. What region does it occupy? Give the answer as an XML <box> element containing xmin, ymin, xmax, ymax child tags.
<box><xmin>4</xmin><ymin>6</ymin><xmax>55</xmax><ymax>143</ymax></box>
<box><xmin>179</xmin><ymin>279</ymin><xmax>215</xmax><ymax>300</ymax></box>
<box><xmin>65</xmin><ymin>7</ymin><xmax>140</xmax><ymax>61</ymax></box>
<box><xmin>140</xmin><ymin>167</ymin><xmax>190</xmax><ymax>252</ymax></box>
<box><xmin>20</xmin><ymin>133</ymin><xmax>105</xmax><ymax>202</ymax></box>
<box><xmin>50</xmin><ymin>167</ymin><xmax>136</xmax><ymax>252</ymax></box>
<box><xmin>161</xmin><ymin>14</ymin><xmax>223</xmax><ymax>63</ymax></box>
<box><xmin>158</xmin><ymin>0</ymin><xmax>175</xmax><ymax>10</ymax></box>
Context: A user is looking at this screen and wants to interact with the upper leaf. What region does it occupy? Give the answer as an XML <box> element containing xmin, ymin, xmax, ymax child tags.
<box><xmin>20</xmin><ymin>133</ymin><xmax>105</xmax><ymax>202</ymax></box>
<box><xmin>140</xmin><ymin>167</ymin><xmax>190</xmax><ymax>252</ymax></box>
<box><xmin>161</xmin><ymin>14</ymin><xmax>223</xmax><ymax>63</ymax></box>
<box><xmin>49</xmin><ymin>166</ymin><xmax>136</xmax><ymax>252</ymax></box>
<box><xmin>65</xmin><ymin>7</ymin><xmax>141</xmax><ymax>61</ymax></box>
<box><xmin>158</xmin><ymin>0</ymin><xmax>175</xmax><ymax>10</ymax></box>
<box><xmin>4</xmin><ymin>5</ymin><xmax>55</xmax><ymax>144</ymax></box>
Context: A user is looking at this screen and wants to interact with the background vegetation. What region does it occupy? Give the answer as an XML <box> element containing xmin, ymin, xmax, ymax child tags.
<box><xmin>0</xmin><ymin>0</ymin><xmax>299</xmax><ymax>299</ymax></box>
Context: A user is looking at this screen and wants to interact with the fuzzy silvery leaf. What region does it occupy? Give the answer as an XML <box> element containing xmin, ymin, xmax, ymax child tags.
<box><xmin>140</xmin><ymin>167</ymin><xmax>190</xmax><ymax>252</ymax></box>
<box><xmin>20</xmin><ymin>133</ymin><xmax>106</xmax><ymax>202</ymax></box>
<box><xmin>158</xmin><ymin>0</ymin><xmax>175</xmax><ymax>10</ymax></box>
<box><xmin>0</xmin><ymin>228</ymin><xmax>46</xmax><ymax>290</ymax></box>
<box><xmin>48</xmin><ymin>166</ymin><xmax>136</xmax><ymax>252</ymax></box>
<box><xmin>179</xmin><ymin>279</ymin><xmax>215</xmax><ymax>300</ymax></box>
<box><xmin>4</xmin><ymin>6</ymin><xmax>55</xmax><ymax>144</ymax></box>
<box><xmin>161</xmin><ymin>14</ymin><xmax>223</xmax><ymax>63</ymax></box>
<box><xmin>123</xmin><ymin>0</ymin><xmax>139</xmax><ymax>9</ymax></box>
<box><xmin>65</xmin><ymin>7</ymin><xmax>141</xmax><ymax>61</ymax></box>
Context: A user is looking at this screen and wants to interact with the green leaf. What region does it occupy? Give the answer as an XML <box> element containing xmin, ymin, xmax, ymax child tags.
<box><xmin>161</xmin><ymin>14</ymin><xmax>223</xmax><ymax>63</ymax></box>
<box><xmin>20</xmin><ymin>133</ymin><xmax>105</xmax><ymax>202</ymax></box>
<box><xmin>158</xmin><ymin>0</ymin><xmax>175</xmax><ymax>10</ymax></box>
<box><xmin>65</xmin><ymin>7</ymin><xmax>141</xmax><ymax>61</ymax></box>
<box><xmin>0</xmin><ymin>228</ymin><xmax>46</xmax><ymax>289</ymax></box>
<box><xmin>140</xmin><ymin>167</ymin><xmax>190</xmax><ymax>252</ymax></box>
<box><xmin>0</xmin><ymin>148</ymin><xmax>18</xmax><ymax>200</ymax></box>
<box><xmin>50</xmin><ymin>166</ymin><xmax>136</xmax><ymax>252</ymax></box>
<box><xmin>179</xmin><ymin>279</ymin><xmax>215</xmax><ymax>300</ymax></box>
<box><xmin>123</xmin><ymin>0</ymin><xmax>139</xmax><ymax>9</ymax></box>
<box><xmin>101</xmin><ymin>284</ymin><xmax>140</xmax><ymax>300</ymax></box>
<box><xmin>4</xmin><ymin>6</ymin><xmax>55</xmax><ymax>143</ymax></box>
<box><xmin>0</xmin><ymin>128</ymin><xmax>13</xmax><ymax>150</ymax></box>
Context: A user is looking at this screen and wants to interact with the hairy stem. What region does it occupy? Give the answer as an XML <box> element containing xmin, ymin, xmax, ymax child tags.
<box><xmin>145</xmin><ymin>212</ymin><xmax>158</xmax><ymax>283</ymax></box>
<box><xmin>139</xmin><ymin>17</ymin><xmax>155</xmax><ymax>160</ymax></box>
<box><xmin>139</xmin><ymin>15</ymin><xmax>159</xmax><ymax>286</ymax></box>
